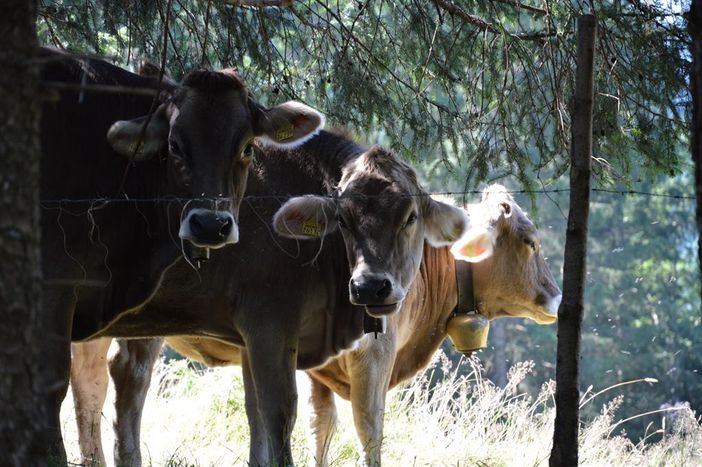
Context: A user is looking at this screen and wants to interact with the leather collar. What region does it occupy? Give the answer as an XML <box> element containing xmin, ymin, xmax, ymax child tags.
<box><xmin>363</xmin><ymin>313</ymin><xmax>386</xmax><ymax>338</ymax></box>
<box><xmin>453</xmin><ymin>258</ymin><xmax>477</xmax><ymax>315</ymax></box>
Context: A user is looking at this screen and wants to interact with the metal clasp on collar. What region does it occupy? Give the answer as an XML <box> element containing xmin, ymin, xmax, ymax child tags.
<box><xmin>363</xmin><ymin>313</ymin><xmax>386</xmax><ymax>338</ymax></box>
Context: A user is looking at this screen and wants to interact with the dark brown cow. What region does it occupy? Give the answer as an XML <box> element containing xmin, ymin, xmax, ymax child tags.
<box><xmin>69</xmin><ymin>131</ymin><xmax>469</xmax><ymax>466</ymax></box>
<box><xmin>39</xmin><ymin>47</ymin><xmax>323</xmax><ymax>461</ymax></box>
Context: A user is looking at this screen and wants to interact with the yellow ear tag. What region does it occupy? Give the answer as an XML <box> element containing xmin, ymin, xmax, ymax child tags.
<box><xmin>302</xmin><ymin>218</ymin><xmax>322</xmax><ymax>236</ymax></box>
<box><xmin>276</xmin><ymin>123</ymin><xmax>295</xmax><ymax>142</ymax></box>
<box><xmin>129</xmin><ymin>140</ymin><xmax>145</xmax><ymax>155</ymax></box>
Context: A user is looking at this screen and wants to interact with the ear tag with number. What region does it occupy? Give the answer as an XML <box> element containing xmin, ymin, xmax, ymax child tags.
<box><xmin>276</xmin><ymin>123</ymin><xmax>295</xmax><ymax>141</ymax></box>
<box><xmin>129</xmin><ymin>140</ymin><xmax>145</xmax><ymax>156</ymax></box>
<box><xmin>302</xmin><ymin>218</ymin><xmax>322</xmax><ymax>236</ymax></box>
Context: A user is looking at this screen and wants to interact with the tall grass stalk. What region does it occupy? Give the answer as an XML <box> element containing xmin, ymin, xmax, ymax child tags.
<box><xmin>60</xmin><ymin>351</ymin><xmax>701</xmax><ymax>466</ymax></box>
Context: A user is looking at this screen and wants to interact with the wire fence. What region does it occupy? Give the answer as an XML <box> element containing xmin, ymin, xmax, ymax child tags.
<box><xmin>38</xmin><ymin>188</ymin><xmax>696</xmax><ymax>206</ymax></box>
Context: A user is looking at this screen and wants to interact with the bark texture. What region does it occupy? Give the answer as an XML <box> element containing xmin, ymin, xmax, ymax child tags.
<box><xmin>549</xmin><ymin>14</ymin><xmax>596</xmax><ymax>467</ymax></box>
<box><xmin>0</xmin><ymin>1</ymin><xmax>47</xmax><ymax>465</ymax></box>
<box><xmin>690</xmin><ymin>1</ymin><xmax>702</xmax><ymax>315</ymax></box>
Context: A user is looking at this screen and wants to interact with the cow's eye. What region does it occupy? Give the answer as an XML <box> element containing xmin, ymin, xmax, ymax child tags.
<box><xmin>525</xmin><ymin>237</ymin><xmax>537</xmax><ymax>252</ymax></box>
<box><xmin>242</xmin><ymin>143</ymin><xmax>254</xmax><ymax>161</ymax></box>
<box><xmin>336</xmin><ymin>213</ymin><xmax>348</xmax><ymax>230</ymax></box>
<box><xmin>405</xmin><ymin>211</ymin><xmax>418</xmax><ymax>228</ymax></box>
<box><xmin>169</xmin><ymin>140</ymin><xmax>181</xmax><ymax>155</ymax></box>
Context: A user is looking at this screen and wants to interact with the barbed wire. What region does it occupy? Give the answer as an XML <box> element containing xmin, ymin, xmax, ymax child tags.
<box><xmin>37</xmin><ymin>187</ymin><xmax>696</xmax><ymax>206</ymax></box>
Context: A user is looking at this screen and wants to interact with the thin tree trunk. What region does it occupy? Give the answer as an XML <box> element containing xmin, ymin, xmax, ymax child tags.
<box><xmin>549</xmin><ymin>14</ymin><xmax>596</xmax><ymax>467</ymax></box>
<box><xmin>690</xmin><ymin>1</ymin><xmax>702</xmax><ymax>314</ymax></box>
<box><xmin>491</xmin><ymin>319</ymin><xmax>508</xmax><ymax>389</ymax></box>
<box><xmin>0</xmin><ymin>1</ymin><xmax>47</xmax><ymax>466</ymax></box>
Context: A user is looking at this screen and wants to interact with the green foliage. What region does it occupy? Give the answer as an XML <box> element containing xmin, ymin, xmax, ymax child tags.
<box><xmin>37</xmin><ymin>0</ymin><xmax>689</xmax><ymax>188</ymax></box>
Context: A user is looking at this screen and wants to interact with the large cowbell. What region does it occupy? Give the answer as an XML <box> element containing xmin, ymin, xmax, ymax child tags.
<box><xmin>446</xmin><ymin>312</ymin><xmax>490</xmax><ymax>354</ymax></box>
<box><xmin>446</xmin><ymin>259</ymin><xmax>490</xmax><ymax>354</ymax></box>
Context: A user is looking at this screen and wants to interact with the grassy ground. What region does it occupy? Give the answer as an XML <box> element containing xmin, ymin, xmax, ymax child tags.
<box><xmin>60</xmin><ymin>350</ymin><xmax>701</xmax><ymax>466</ymax></box>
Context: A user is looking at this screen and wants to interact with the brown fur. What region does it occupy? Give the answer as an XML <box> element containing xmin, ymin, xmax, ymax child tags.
<box><xmin>339</xmin><ymin>146</ymin><xmax>422</xmax><ymax>193</ymax></box>
<box><xmin>181</xmin><ymin>68</ymin><xmax>245</xmax><ymax>91</ymax></box>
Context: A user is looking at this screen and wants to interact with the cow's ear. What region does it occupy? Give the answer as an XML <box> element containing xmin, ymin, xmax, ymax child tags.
<box><xmin>254</xmin><ymin>101</ymin><xmax>324</xmax><ymax>149</ymax></box>
<box><xmin>273</xmin><ymin>195</ymin><xmax>338</xmax><ymax>239</ymax></box>
<box><xmin>107</xmin><ymin>104</ymin><xmax>170</xmax><ymax>161</ymax></box>
<box><xmin>423</xmin><ymin>198</ymin><xmax>470</xmax><ymax>247</ymax></box>
<box><xmin>450</xmin><ymin>227</ymin><xmax>495</xmax><ymax>263</ymax></box>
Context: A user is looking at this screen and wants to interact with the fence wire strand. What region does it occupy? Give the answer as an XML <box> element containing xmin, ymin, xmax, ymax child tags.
<box><xmin>37</xmin><ymin>188</ymin><xmax>696</xmax><ymax>206</ymax></box>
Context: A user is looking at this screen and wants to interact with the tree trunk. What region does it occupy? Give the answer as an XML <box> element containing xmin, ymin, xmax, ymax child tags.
<box><xmin>549</xmin><ymin>14</ymin><xmax>596</xmax><ymax>467</ymax></box>
<box><xmin>0</xmin><ymin>1</ymin><xmax>47</xmax><ymax>466</ymax></box>
<box><xmin>490</xmin><ymin>319</ymin><xmax>508</xmax><ymax>389</ymax></box>
<box><xmin>690</xmin><ymin>1</ymin><xmax>702</xmax><ymax>314</ymax></box>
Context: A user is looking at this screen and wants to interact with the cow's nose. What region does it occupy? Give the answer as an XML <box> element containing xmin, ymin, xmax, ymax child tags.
<box><xmin>350</xmin><ymin>277</ymin><xmax>393</xmax><ymax>304</ymax></box>
<box><xmin>218</xmin><ymin>216</ymin><xmax>233</xmax><ymax>238</ymax></box>
<box><xmin>190</xmin><ymin>212</ymin><xmax>232</xmax><ymax>239</ymax></box>
<box><xmin>181</xmin><ymin>209</ymin><xmax>238</xmax><ymax>247</ymax></box>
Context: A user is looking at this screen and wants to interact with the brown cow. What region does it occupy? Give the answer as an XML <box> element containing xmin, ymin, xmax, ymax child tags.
<box><xmin>307</xmin><ymin>185</ymin><xmax>561</xmax><ymax>466</ymax></box>
<box><xmin>70</xmin><ymin>185</ymin><xmax>559</xmax><ymax>466</ymax></box>
<box><xmin>69</xmin><ymin>132</ymin><xmax>469</xmax><ymax>466</ymax></box>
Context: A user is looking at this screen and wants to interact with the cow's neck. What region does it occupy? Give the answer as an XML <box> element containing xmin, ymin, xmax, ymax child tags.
<box><xmin>406</xmin><ymin>244</ymin><xmax>482</xmax><ymax>342</ymax></box>
<box><xmin>387</xmin><ymin>244</ymin><xmax>460</xmax><ymax>388</ymax></box>
<box><xmin>298</xmin><ymin>130</ymin><xmax>366</xmax><ymax>190</ymax></box>
<box><xmin>399</xmin><ymin>244</ymin><xmax>459</xmax><ymax>342</ymax></box>
<box><xmin>423</xmin><ymin>244</ymin><xmax>461</xmax><ymax>330</ymax></box>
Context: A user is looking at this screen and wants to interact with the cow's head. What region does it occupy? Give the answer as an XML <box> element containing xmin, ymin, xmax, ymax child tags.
<box><xmin>106</xmin><ymin>69</ymin><xmax>324</xmax><ymax>249</ymax></box>
<box><xmin>273</xmin><ymin>146</ymin><xmax>469</xmax><ymax>317</ymax></box>
<box><xmin>451</xmin><ymin>185</ymin><xmax>562</xmax><ymax>324</ymax></box>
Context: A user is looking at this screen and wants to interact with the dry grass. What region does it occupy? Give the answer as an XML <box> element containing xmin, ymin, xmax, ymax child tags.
<box><xmin>60</xmin><ymin>351</ymin><xmax>701</xmax><ymax>466</ymax></box>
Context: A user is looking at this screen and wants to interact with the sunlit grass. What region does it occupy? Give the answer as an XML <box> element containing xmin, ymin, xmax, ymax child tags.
<box><xmin>60</xmin><ymin>351</ymin><xmax>701</xmax><ymax>466</ymax></box>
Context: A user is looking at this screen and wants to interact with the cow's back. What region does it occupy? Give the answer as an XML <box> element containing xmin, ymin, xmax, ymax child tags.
<box><xmin>39</xmin><ymin>48</ymin><xmax>180</xmax><ymax>338</ymax></box>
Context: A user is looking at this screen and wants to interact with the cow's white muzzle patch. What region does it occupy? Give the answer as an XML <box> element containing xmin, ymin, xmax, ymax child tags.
<box><xmin>547</xmin><ymin>293</ymin><xmax>562</xmax><ymax>316</ymax></box>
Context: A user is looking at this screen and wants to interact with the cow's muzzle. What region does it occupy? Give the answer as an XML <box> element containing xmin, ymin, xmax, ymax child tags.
<box><xmin>349</xmin><ymin>274</ymin><xmax>401</xmax><ymax>316</ymax></box>
<box><xmin>179</xmin><ymin>208</ymin><xmax>239</xmax><ymax>248</ymax></box>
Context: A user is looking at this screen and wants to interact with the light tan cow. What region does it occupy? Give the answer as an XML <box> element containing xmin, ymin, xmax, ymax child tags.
<box><xmin>71</xmin><ymin>185</ymin><xmax>560</xmax><ymax>466</ymax></box>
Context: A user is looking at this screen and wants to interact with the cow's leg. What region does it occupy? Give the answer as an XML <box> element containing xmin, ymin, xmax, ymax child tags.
<box><xmin>308</xmin><ymin>376</ymin><xmax>338</xmax><ymax>467</ymax></box>
<box><xmin>349</xmin><ymin>336</ymin><xmax>396</xmax><ymax>467</ymax></box>
<box><xmin>71</xmin><ymin>337</ymin><xmax>112</xmax><ymax>466</ymax></box>
<box><xmin>108</xmin><ymin>337</ymin><xmax>163</xmax><ymax>467</ymax></box>
<box><xmin>42</xmin><ymin>287</ymin><xmax>75</xmax><ymax>464</ymax></box>
<box><xmin>241</xmin><ymin>348</ymin><xmax>270</xmax><ymax>465</ymax></box>
<box><xmin>244</xmin><ymin>333</ymin><xmax>298</xmax><ymax>466</ymax></box>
